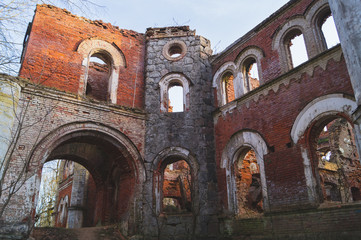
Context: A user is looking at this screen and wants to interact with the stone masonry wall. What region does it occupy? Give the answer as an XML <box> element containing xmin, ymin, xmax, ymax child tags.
<box><xmin>143</xmin><ymin>27</ymin><xmax>217</xmax><ymax>239</ymax></box>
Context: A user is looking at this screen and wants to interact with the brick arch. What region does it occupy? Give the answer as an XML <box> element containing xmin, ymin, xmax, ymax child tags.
<box><xmin>272</xmin><ymin>16</ymin><xmax>316</xmax><ymax>72</ymax></box>
<box><xmin>77</xmin><ymin>39</ymin><xmax>126</xmax><ymax>104</ymax></box>
<box><xmin>305</xmin><ymin>0</ymin><xmax>333</xmax><ymax>53</ymax></box>
<box><xmin>221</xmin><ymin>130</ymin><xmax>269</xmax><ymax>213</ymax></box>
<box><xmin>235</xmin><ymin>46</ymin><xmax>265</xmax><ymax>92</ymax></box>
<box><xmin>291</xmin><ymin>94</ymin><xmax>357</xmax><ymax>204</ymax></box>
<box><xmin>32</xmin><ymin>122</ymin><xmax>143</xmax><ymax>174</ymax></box>
<box><xmin>291</xmin><ymin>94</ymin><xmax>357</xmax><ymax>144</ymax></box>
<box><xmin>31</xmin><ymin>121</ymin><xmax>145</xmax><ymax>226</ymax></box>
<box><xmin>152</xmin><ymin>147</ymin><xmax>199</xmax><ymax>215</ymax></box>
<box><xmin>212</xmin><ymin>62</ymin><xmax>240</xmax><ymax>106</ymax></box>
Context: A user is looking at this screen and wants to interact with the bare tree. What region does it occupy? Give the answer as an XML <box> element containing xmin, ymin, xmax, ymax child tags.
<box><xmin>0</xmin><ymin>76</ymin><xmax>58</xmax><ymax>219</ymax></box>
<box><xmin>0</xmin><ymin>5</ymin><xmax>103</xmax><ymax>240</ymax></box>
<box><xmin>0</xmin><ymin>0</ymin><xmax>102</xmax><ymax>75</ymax></box>
<box><xmin>35</xmin><ymin>160</ymin><xmax>60</xmax><ymax>227</ymax></box>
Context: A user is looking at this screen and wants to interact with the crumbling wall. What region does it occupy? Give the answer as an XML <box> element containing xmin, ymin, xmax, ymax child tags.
<box><xmin>0</xmin><ymin>75</ymin><xmax>146</xmax><ymax>238</ymax></box>
<box><xmin>212</xmin><ymin>0</ymin><xmax>355</xmax><ymax>213</ymax></box>
<box><xmin>316</xmin><ymin>118</ymin><xmax>361</xmax><ymax>203</ymax></box>
<box><xmin>234</xmin><ymin>150</ymin><xmax>263</xmax><ymax>217</ymax></box>
<box><xmin>19</xmin><ymin>4</ymin><xmax>145</xmax><ymax>108</ymax></box>
<box><xmin>1</xmin><ymin>0</ymin><xmax>361</xmax><ymax>239</ymax></box>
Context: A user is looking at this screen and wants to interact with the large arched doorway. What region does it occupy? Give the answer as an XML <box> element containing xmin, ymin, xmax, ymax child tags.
<box><xmin>308</xmin><ymin>116</ymin><xmax>361</xmax><ymax>205</ymax></box>
<box><xmin>152</xmin><ymin>147</ymin><xmax>199</xmax><ymax>216</ymax></box>
<box><xmin>291</xmin><ymin>94</ymin><xmax>360</xmax><ymax>205</ymax></box>
<box><xmin>221</xmin><ymin>131</ymin><xmax>269</xmax><ymax>215</ymax></box>
<box><xmin>32</xmin><ymin>122</ymin><xmax>145</xmax><ymax>229</ymax></box>
<box><xmin>234</xmin><ymin>147</ymin><xmax>263</xmax><ymax>217</ymax></box>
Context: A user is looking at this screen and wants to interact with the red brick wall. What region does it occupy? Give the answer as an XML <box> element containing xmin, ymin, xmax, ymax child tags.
<box><xmin>19</xmin><ymin>4</ymin><xmax>145</xmax><ymax>109</ymax></box>
<box><xmin>215</xmin><ymin>57</ymin><xmax>355</xmax><ymax>210</ymax></box>
<box><xmin>224</xmin><ymin>74</ymin><xmax>235</xmax><ymax>103</ymax></box>
<box><xmin>212</xmin><ymin>0</ymin><xmax>314</xmax><ymax>82</ymax></box>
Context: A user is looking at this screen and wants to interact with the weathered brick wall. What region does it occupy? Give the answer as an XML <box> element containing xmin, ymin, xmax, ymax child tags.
<box><xmin>0</xmin><ymin>78</ymin><xmax>146</xmax><ymax>229</ymax></box>
<box><xmin>222</xmin><ymin>204</ymin><xmax>361</xmax><ymax>239</ymax></box>
<box><xmin>1</xmin><ymin>0</ymin><xmax>361</xmax><ymax>239</ymax></box>
<box><xmin>211</xmin><ymin>0</ymin><xmax>358</xmax><ymax>216</ymax></box>
<box><xmin>19</xmin><ymin>4</ymin><xmax>145</xmax><ymax>109</ymax></box>
<box><xmin>214</xmin><ymin>47</ymin><xmax>354</xmax><ymax>211</ymax></box>
<box><xmin>212</xmin><ymin>0</ymin><xmax>314</xmax><ymax>84</ymax></box>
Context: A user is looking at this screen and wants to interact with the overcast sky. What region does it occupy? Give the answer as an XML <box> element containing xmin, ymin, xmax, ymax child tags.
<box><xmin>86</xmin><ymin>0</ymin><xmax>290</xmax><ymax>53</ymax></box>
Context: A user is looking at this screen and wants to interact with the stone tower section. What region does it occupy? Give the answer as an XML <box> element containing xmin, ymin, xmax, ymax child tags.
<box><xmin>143</xmin><ymin>26</ymin><xmax>218</xmax><ymax>238</ymax></box>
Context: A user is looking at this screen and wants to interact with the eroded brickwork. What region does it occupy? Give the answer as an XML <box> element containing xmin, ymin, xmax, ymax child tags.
<box><xmin>19</xmin><ymin>4</ymin><xmax>145</xmax><ymax>109</ymax></box>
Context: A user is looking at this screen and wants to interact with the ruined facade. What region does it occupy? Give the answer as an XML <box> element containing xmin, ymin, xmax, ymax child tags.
<box><xmin>1</xmin><ymin>0</ymin><xmax>361</xmax><ymax>239</ymax></box>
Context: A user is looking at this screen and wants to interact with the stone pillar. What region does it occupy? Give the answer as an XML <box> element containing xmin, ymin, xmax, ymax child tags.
<box><xmin>144</xmin><ymin>26</ymin><xmax>218</xmax><ymax>238</ymax></box>
<box><xmin>67</xmin><ymin>164</ymin><xmax>88</xmax><ymax>228</ymax></box>
<box><xmin>328</xmin><ymin>0</ymin><xmax>361</xmax><ymax>158</ymax></box>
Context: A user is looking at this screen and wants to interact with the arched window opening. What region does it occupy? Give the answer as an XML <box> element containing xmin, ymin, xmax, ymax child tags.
<box><xmin>222</xmin><ymin>72</ymin><xmax>235</xmax><ymax>103</ymax></box>
<box><xmin>313</xmin><ymin>118</ymin><xmax>361</xmax><ymax>205</ymax></box>
<box><xmin>35</xmin><ymin>160</ymin><xmax>95</xmax><ymax>228</ymax></box>
<box><xmin>168</xmin><ymin>84</ymin><xmax>184</xmax><ymax>112</ymax></box>
<box><xmin>284</xmin><ymin>30</ymin><xmax>308</xmax><ymax>68</ymax></box>
<box><xmin>86</xmin><ymin>53</ymin><xmax>111</xmax><ymax>101</ymax></box>
<box><xmin>234</xmin><ymin>148</ymin><xmax>263</xmax><ymax>218</ymax></box>
<box><xmin>320</xmin><ymin>13</ymin><xmax>340</xmax><ymax>49</ymax></box>
<box><xmin>159</xmin><ymin>74</ymin><xmax>190</xmax><ymax>112</ymax></box>
<box><xmin>162</xmin><ymin>160</ymin><xmax>192</xmax><ymax>214</ymax></box>
<box><xmin>243</xmin><ymin>58</ymin><xmax>260</xmax><ymax>92</ymax></box>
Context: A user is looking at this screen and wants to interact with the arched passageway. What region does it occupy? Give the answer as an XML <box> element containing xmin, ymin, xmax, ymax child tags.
<box><xmin>32</xmin><ymin>122</ymin><xmax>145</xmax><ymax>228</ymax></box>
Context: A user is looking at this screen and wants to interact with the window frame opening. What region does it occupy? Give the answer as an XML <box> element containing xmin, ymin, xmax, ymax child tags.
<box><xmin>318</xmin><ymin>10</ymin><xmax>340</xmax><ymax>50</ymax></box>
<box><xmin>242</xmin><ymin>57</ymin><xmax>260</xmax><ymax>92</ymax></box>
<box><xmin>167</xmin><ymin>82</ymin><xmax>184</xmax><ymax>112</ymax></box>
<box><xmin>77</xmin><ymin>39</ymin><xmax>126</xmax><ymax>104</ymax></box>
<box><xmin>85</xmin><ymin>51</ymin><xmax>112</xmax><ymax>102</ymax></box>
<box><xmin>162</xmin><ymin>40</ymin><xmax>187</xmax><ymax>61</ymax></box>
<box><xmin>159</xmin><ymin>73</ymin><xmax>190</xmax><ymax>113</ymax></box>
<box><xmin>161</xmin><ymin>160</ymin><xmax>193</xmax><ymax>214</ymax></box>
<box><xmin>284</xmin><ymin>29</ymin><xmax>309</xmax><ymax>69</ymax></box>
<box><xmin>221</xmin><ymin>71</ymin><xmax>235</xmax><ymax>104</ymax></box>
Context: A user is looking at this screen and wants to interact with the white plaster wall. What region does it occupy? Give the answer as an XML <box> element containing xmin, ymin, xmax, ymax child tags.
<box><xmin>0</xmin><ymin>78</ymin><xmax>21</xmax><ymax>178</ymax></box>
<box><xmin>329</xmin><ymin>0</ymin><xmax>361</xmax><ymax>105</ymax></box>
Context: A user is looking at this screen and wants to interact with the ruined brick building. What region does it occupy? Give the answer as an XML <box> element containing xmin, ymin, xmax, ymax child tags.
<box><xmin>1</xmin><ymin>0</ymin><xmax>361</xmax><ymax>239</ymax></box>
